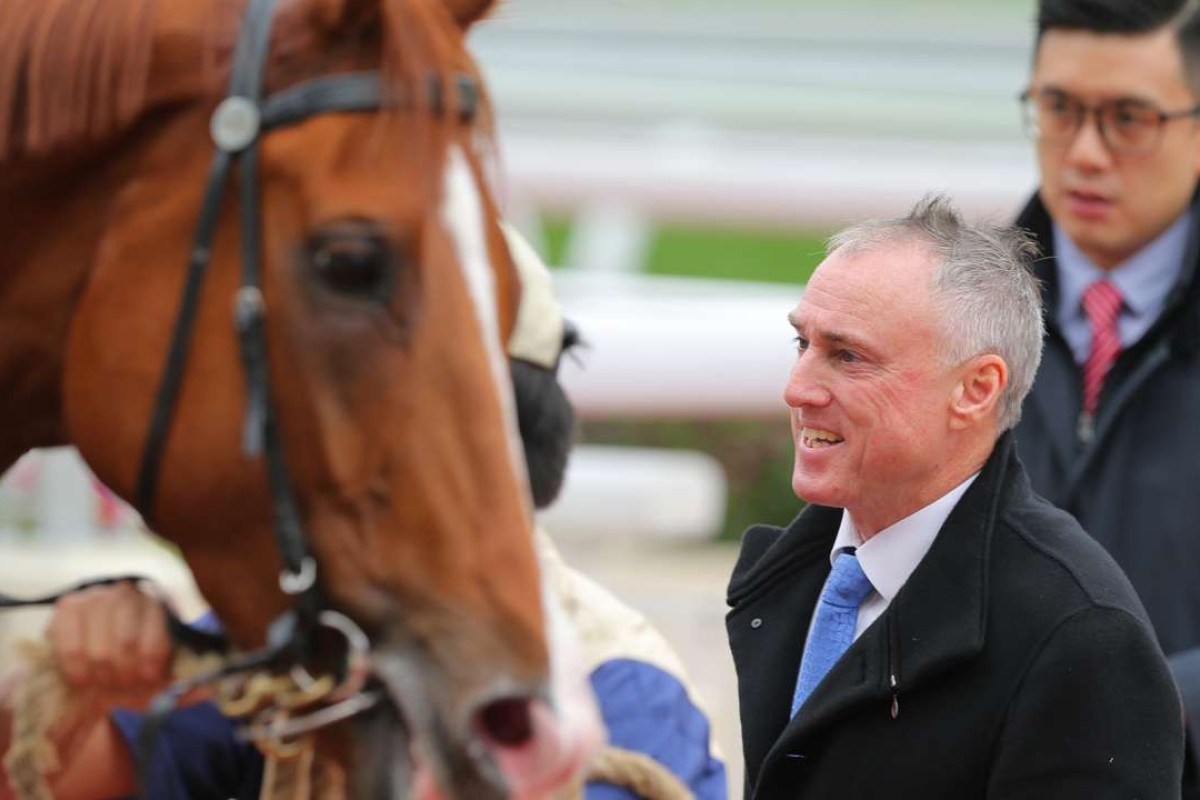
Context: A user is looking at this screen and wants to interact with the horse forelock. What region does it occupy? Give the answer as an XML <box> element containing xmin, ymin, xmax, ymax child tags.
<box><xmin>334</xmin><ymin>0</ymin><xmax>498</xmax><ymax>206</ymax></box>
<box><xmin>0</xmin><ymin>0</ymin><xmax>493</xmax><ymax>171</ymax></box>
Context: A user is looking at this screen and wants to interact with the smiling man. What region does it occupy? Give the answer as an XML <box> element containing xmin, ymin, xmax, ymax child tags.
<box><xmin>726</xmin><ymin>196</ymin><xmax>1184</xmax><ymax>799</ymax></box>
<box><xmin>1012</xmin><ymin>3</ymin><xmax>1200</xmax><ymax>793</ymax></box>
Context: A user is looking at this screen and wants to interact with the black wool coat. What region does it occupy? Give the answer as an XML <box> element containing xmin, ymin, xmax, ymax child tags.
<box><xmin>726</xmin><ymin>435</ymin><xmax>1184</xmax><ymax>799</ymax></box>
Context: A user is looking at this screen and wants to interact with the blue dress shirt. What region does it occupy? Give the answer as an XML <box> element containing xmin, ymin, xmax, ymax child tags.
<box><xmin>1053</xmin><ymin>210</ymin><xmax>1193</xmax><ymax>364</ymax></box>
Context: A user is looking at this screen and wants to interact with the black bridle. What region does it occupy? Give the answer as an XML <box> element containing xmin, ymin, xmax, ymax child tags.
<box><xmin>1</xmin><ymin>0</ymin><xmax>479</xmax><ymax>792</ymax></box>
<box><xmin>129</xmin><ymin>0</ymin><xmax>482</xmax><ymax>788</ymax></box>
<box><xmin>135</xmin><ymin>0</ymin><xmax>477</xmax><ymax>665</ymax></box>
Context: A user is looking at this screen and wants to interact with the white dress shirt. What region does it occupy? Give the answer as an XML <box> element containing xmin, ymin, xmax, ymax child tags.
<box><xmin>825</xmin><ymin>473</ymin><xmax>979</xmax><ymax>640</ymax></box>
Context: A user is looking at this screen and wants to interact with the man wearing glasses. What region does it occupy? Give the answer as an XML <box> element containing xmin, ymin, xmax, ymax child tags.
<box><xmin>1014</xmin><ymin>0</ymin><xmax>1200</xmax><ymax>792</ymax></box>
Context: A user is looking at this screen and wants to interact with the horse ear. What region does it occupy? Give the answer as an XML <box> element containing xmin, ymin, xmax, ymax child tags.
<box><xmin>443</xmin><ymin>0</ymin><xmax>497</xmax><ymax>29</ymax></box>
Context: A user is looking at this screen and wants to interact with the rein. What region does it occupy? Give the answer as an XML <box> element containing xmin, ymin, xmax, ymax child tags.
<box><xmin>2</xmin><ymin>0</ymin><xmax>479</xmax><ymax>793</ymax></box>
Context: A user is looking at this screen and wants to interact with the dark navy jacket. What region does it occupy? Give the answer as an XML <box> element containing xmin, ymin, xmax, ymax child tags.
<box><xmin>1013</xmin><ymin>192</ymin><xmax>1200</xmax><ymax>768</ymax></box>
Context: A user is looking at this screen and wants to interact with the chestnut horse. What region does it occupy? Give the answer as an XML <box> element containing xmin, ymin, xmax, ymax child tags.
<box><xmin>0</xmin><ymin>0</ymin><xmax>597</xmax><ymax>795</ymax></box>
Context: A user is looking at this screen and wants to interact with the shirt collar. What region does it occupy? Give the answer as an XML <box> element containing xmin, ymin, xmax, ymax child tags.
<box><xmin>831</xmin><ymin>473</ymin><xmax>979</xmax><ymax>601</ymax></box>
<box><xmin>1054</xmin><ymin>209</ymin><xmax>1192</xmax><ymax>320</ymax></box>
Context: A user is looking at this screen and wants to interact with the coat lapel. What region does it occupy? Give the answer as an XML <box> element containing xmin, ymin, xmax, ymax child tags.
<box><xmin>1025</xmin><ymin>348</ymin><xmax>1080</xmax><ymax>488</ymax></box>
<box><xmin>883</xmin><ymin>441</ymin><xmax>1002</xmax><ymax>684</ymax></box>
<box><xmin>726</xmin><ymin>506</ymin><xmax>839</xmax><ymax>787</ymax></box>
<box><xmin>754</xmin><ymin>436</ymin><xmax>1014</xmax><ymax>780</ymax></box>
<box><xmin>772</xmin><ymin>620</ymin><xmax>890</xmax><ymax>749</ymax></box>
<box><xmin>1016</xmin><ymin>198</ymin><xmax>1081</xmax><ymax>482</ymax></box>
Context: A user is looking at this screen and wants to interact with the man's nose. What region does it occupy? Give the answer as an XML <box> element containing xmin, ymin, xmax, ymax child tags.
<box><xmin>783</xmin><ymin>354</ymin><xmax>832</xmax><ymax>409</ymax></box>
<box><xmin>1064</xmin><ymin>111</ymin><xmax>1115</xmax><ymax>172</ymax></box>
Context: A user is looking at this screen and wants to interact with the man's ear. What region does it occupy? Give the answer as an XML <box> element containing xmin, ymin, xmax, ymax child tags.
<box><xmin>949</xmin><ymin>354</ymin><xmax>1007</xmax><ymax>430</ymax></box>
<box><xmin>442</xmin><ymin>0</ymin><xmax>497</xmax><ymax>29</ymax></box>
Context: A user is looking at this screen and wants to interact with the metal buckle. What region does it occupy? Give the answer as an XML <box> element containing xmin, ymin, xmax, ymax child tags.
<box><xmin>279</xmin><ymin>557</ymin><xmax>317</xmax><ymax>595</ymax></box>
<box><xmin>289</xmin><ymin>610</ymin><xmax>372</xmax><ymax>703</ymax></box>
<box><xmin>234</xmin><ymin>286</ymin><xmax>266</xmax><ymax>330</ymax></box>
<box><xmin>211</xmin><ymin>96</ymin><xmax>261</xmax><ymax>153</ymax></box>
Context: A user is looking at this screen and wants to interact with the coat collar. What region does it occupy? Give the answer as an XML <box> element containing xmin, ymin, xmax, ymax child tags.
<box><xmin>729</xmin><ymin>435</ymin><xmax>1018</xmax><ymax>785</ymax></box>
<box><xmin>1013</xmin><ymin>194</ymin><xmax>1081</xmax><ymax>469</ymax></box>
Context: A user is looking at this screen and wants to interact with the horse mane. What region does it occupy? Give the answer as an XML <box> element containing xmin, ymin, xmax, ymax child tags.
<box><xmin>0</xmin><ymin>0</ymin><xmax>488</xmax><ymax>162</ymax></box>
<box><xmin>0</xmin><ymin>0</ymin><xmax>156</xmax><ymax>160</ymax></box>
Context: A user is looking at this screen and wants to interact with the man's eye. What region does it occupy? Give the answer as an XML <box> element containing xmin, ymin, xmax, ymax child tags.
<box><xmin>1041</xmin><ymin>92</ymin><xmax>1075</xmax><ymax>116</ymax></box>
<box><xmin>793</xmin><ymin>335</ymin><xmax>809</xmax><ymax>352</ymax></box>
<box><xmin>836</xmin><ymin>349</ymin><xmax>858</xmax><ymax>363</ymax></box>
<box><xmin>1048</xmin><ymin>98</ymin><xmax>1073</xmax><ymax>115</ymax></box>
<box><xmin>1112</xmin><ymin>103</ymin><xmax>1157</xmax><ymax>129</ymax></box>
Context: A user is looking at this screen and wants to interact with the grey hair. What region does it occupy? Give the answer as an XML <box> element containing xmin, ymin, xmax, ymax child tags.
<box><xmin>826</xmin><ymin>194</ymin><xmax>1045</xmax><ymax>431</ymax></box>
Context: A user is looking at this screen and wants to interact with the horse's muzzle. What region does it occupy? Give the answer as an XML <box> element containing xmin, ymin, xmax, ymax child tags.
<box><xmin>341</xmin><ymin>643</ymin><xmax>601</xmax><ymax>800</ymax></box>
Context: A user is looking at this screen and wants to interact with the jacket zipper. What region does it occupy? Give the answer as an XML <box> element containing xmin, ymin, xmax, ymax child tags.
<box><xmin>886</xmin><ymin>613</ymin><xmax>900</xmax><ymax>720</ymax></box>
<box><xmin>1076</xmin><ymin>411</ymin><xmax>1095</xmax><ymax>446</ymax></box>
<box><xmin>1068</xmin><ymin>343</ymin><xmax>1171</xmax><ymax>482</ymax></box>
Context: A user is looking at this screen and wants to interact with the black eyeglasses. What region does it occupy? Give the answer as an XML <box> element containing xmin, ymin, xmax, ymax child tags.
<box><xmin>1019</xmin><ymin>88</ymin><xmax>1200</xmax><ymax>156</ymax></box>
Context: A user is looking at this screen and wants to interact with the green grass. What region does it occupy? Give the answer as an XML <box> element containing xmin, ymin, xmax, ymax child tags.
<box><xmin>541</xmin><ymin>218</ymin><xmax>573</xmax><ymax>269</ymax></box>
<box><xmin>647</xmin><ymin>226</ymin><xmax>826</xmax><ymax>285</ymax></box>
<box><xmin>541</xmin><ymin>218</ymin><xmax>829</xmax><ymax>285</ymax></box>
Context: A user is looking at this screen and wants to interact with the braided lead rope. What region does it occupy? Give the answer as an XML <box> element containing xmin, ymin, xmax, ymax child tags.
<box><xmin>258</xmin><ymin>741</ymin><xmax>347</xmax><ymax>800</ymax></box>
<box><xmin>259</xmin><ymin>743</ymin><xmax>697</xmax><ymax>800</ymax></box>
<box><xmin>1</xmin><ymin>639</ymin><xmax>349</xmax><ymax>800</ymax></box>
<box><xmin>4</xmin><ymin>641</ymin><xmax>61</xmax><ymax>800</ymax></box>
<box><xmin>4</xmin><ymin>643</ymin><xmax>691</xmax><ymax>800</ymax></box>
<box><xmin>258</xmin><ymin>733</ymin><xmax>315</xmax><ymax>800</ymax></box>
<box><xmin>584</xmin><ymin>746</ymin><xmax>695</xmax><ymax>800</ymax></box>
<box><xmin>2</xmin><ymin>640</ymin><xmax>229</xmax><ymax>800</ymax></box>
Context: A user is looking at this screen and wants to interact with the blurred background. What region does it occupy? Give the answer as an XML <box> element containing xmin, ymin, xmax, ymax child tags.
<box><xmin>0</xmin><ymin>0</ymin><xmax>1040</xmax><ymax>793</ymax></box>
<box><xmin>490</xmin><ymin>0</ymin><xmax>1038</xmax><ymax>541</ymax></box>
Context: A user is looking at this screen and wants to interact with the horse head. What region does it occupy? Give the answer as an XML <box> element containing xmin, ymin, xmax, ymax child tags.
<box><xmin>0</xmin><ymin>0</ymin><xmax>599</xmax><ymax>795</ymax></box>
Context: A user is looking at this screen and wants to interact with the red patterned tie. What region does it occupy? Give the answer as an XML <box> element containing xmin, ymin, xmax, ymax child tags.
<box><xmin>1081</xmin><ymin>279</ymin><xmax>1123</xmax><ymax>416</ymax></box>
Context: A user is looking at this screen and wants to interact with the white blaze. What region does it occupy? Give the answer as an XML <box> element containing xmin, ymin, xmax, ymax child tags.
<box><xmin>440</xmin><ymin>148</ymin><xmax>604</xmax><ymax>779</ymax></box>
<box><xmin>439</xmin><ymin>146</ymin><xmax>529</xmax><ymax>503</ymax></box>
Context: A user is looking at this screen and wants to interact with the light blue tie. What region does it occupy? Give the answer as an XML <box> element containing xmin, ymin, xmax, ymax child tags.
<box><xmin>790</xmin><ymin>550</ymin><xmax>875</xmax><ymax>717</ymax></box>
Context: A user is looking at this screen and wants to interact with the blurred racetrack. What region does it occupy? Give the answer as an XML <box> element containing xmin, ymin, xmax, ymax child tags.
<box><xmin>479</xmin><ymin>0</ymin><xmax>1037</xmax><ymax>227</ymax></box>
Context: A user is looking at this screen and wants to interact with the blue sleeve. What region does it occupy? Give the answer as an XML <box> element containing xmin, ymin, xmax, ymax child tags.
<box><xmin>189</xmin><ymin>611</ymin><xmax>223</xmax><ymax>635</ymax></box>
<box><xmin>110</xmin><ymin>702</ymin><xmax>263</xmax><ymax>800</ymax></box>
<box><xmin>108</xmin><ymin>612</ymin><xmax>263</xmax><ymax>800</ymax></box>
<box><xmin>585</xmin><ymin>658</ymin><xmax>727</xmax><ymax>800</ymax></box>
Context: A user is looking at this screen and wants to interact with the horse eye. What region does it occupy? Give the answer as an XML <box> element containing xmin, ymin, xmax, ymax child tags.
<box><xmin>307</xmin><ymin>227</ymin><xmax>395</xmax><ymax>300</ymax></box>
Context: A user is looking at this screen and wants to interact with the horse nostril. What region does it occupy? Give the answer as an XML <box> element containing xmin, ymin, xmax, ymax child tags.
<box><xmin>477</xmin><ymin>697</ymin><xmax>535</xmax><ymax>748</ymax></box>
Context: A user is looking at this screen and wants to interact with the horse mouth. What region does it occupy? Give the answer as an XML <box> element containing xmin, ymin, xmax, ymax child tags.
<box><xmin>350</xmin><ymin>660</ymin><xmax>518</xmax><ymax>800</ymax></box>
<box><xmin>316</xmin><ymin>606</ymin><xmax>592</xmax><ymax>799</ymax></box>
<box><xmin>349</xmin><ymin>682</ymin><xmax>419</xmax><ymax>798</ymax></box>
